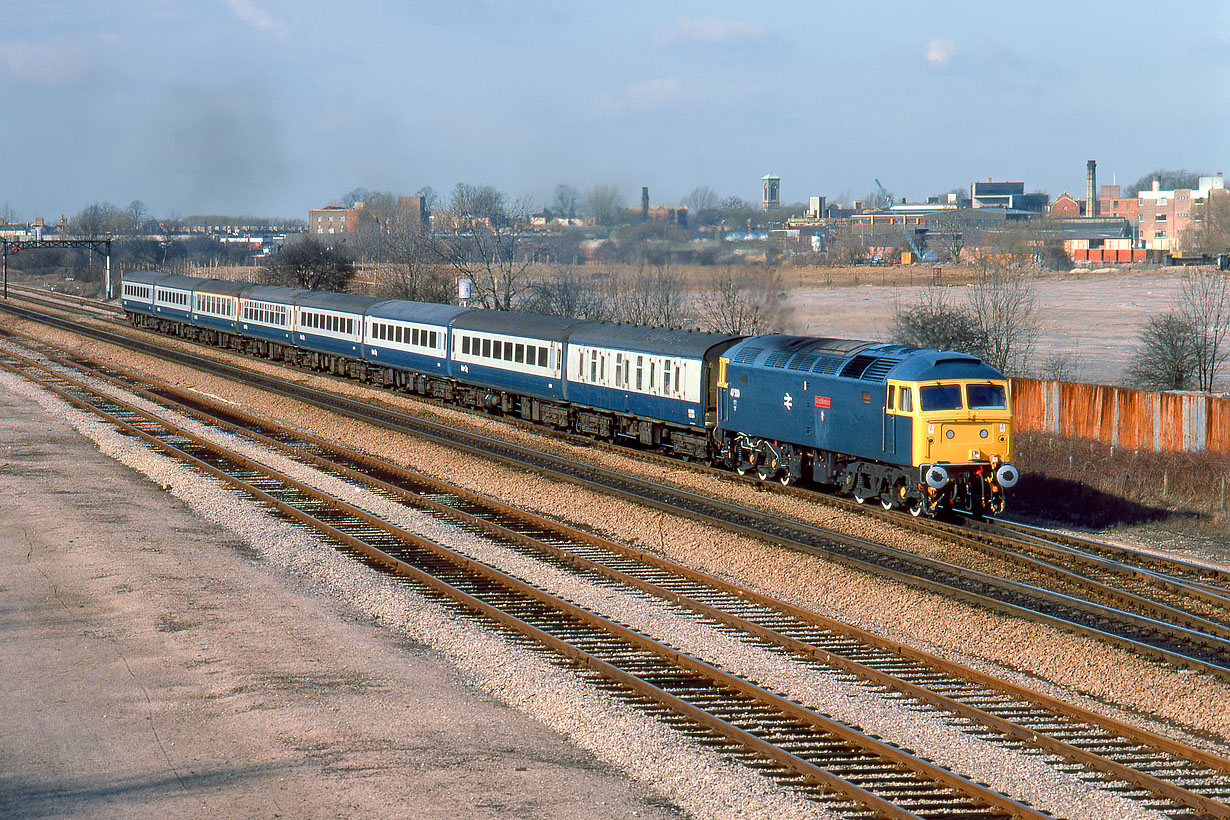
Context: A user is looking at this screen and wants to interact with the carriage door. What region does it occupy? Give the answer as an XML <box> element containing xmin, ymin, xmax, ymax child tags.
<box><xmin>882</xmin><ymin>384</ymin><xmax>897</xmax><ymax>456</ymax></box>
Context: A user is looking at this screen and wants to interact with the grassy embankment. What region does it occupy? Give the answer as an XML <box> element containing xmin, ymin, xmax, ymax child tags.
<box><xmin>1011</xmin><ymin>432</ymin><xmax>1230</xmax><ymax>531</ymax></box>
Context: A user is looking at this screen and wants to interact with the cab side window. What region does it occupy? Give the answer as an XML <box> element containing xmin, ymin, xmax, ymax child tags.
<box><xmin>900</xmin><ymin>387</ymin><xmax>913</xmax><ymax>412</ymax></box>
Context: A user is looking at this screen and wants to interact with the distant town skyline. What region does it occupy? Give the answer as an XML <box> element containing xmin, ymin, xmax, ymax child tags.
<box><xmin>2</xmin><ymin>1</ymin><xmax>1227</xmax><ymax>221</ymax></box>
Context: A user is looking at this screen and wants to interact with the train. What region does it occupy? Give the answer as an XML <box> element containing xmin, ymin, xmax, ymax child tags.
<box><xmin>120</xmin><ymin>270</ymin><xmax>1019</xmax><ymax>517</ymax></box>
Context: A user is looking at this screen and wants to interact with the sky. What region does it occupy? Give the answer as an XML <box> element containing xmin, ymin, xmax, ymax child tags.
<box><xmin>2</xmin><ymin>1</ymin><xmax>1228</xmax><ymax>222</ymax></box>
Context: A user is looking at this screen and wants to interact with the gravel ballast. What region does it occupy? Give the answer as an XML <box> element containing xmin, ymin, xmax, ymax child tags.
<box><xmin>5</xmin><ymin>316</ymin><xmax>1230</xmax><ymax>818</ymax></box>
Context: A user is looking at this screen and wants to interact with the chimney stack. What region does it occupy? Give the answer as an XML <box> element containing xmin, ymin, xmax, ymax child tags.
<box><xmin>1086</xmin><ymin>160</ymin><xmax>1098</xmax><ymax>218</ymax></box>
<box><xmin>641</xmin><ymin>187</ymin><xmax>649</xmax><ymax>221</ymax></box>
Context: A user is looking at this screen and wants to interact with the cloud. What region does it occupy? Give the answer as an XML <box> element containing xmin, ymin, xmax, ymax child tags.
<box><xmin>924</xmin><ymin>37</ymin><xmax>957</xmax><ymax>66</ymax></box>
<box><xmin>655</xmin><ymin>16</ymin><xmax>769</xmax><ymax>46</ymax></box>
<box><xmin>596</xmin><ymin>77</ymin><xmax>684</xmax><ymax>112</ymax></box>
<box><xmin>0</xmin><ymin>33</ymin><xmax>120</xmax><ymax>84</ymax></box>
<box><xmin>594</xmin><ymin>76</ymin><xmax>758</xmax><ymax>114</ymax></box>
<box><xmin>222</xmin><ymin>0</ymin><xmax>289</xmax><ymax>40</ymax></box>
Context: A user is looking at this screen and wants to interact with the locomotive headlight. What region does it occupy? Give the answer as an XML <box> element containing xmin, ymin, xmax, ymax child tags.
<box><xmin>996</xmin><ymin>464</ymin><xmax>1020</xmax><ymax>488</ymax></box>
<box><xmin>979</xmin><ymin>429</ymin><xmax>988</xmax><ymax>438</ymax></box>
<box><xmin>945</xmin><ymin>429</ymin><xmax>955</xmax><ymax>439</ymax></box>
<box><xmin>925</xmin><ymin>465</ymin><xmax>949</xmax><ymax>489</ymax></box>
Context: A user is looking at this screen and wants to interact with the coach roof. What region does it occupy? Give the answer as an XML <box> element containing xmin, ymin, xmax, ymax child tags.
<box><xmin>367</xmin><ymin>300</ymin><xmax>473</xmax><ymax>325</ymax></box>
<box><xmin>241</xmin><ymin>284</ymin><xmax>309</xmax><ymax>303</ymax></box>
<box><xmin>191</xmin><ymin>278</ymin><xmax>248</xmax><ymax>297</ymax></box>
<box><xmin>568</xmin><ymin>323</ymin><xmax>743</xmax><ymax>358</ymax></box>
<box><xmin>451</xmin><ymin>309</ymin><xmax>584</xmax><ymax>339</ymax></box>
<box><xmin>294</xmin><ymin>290</ymin><xmax>383</xmax><ymax>314</ymax></box>
<box><xmin>122</xmin><ymin>270</ymin><xmax>171</xmax><ymax>287</ymax></box>
<box><xmin>150</xmin><ymin>273</ymin><xmax>204</xmax><ymax>291</ymax></box>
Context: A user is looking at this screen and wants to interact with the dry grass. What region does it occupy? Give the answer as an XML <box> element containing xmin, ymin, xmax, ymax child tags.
<box><xmin>1012</xmin><ymin>431</ymin><xmax>1230</xmax><ymax>529</ymax></box>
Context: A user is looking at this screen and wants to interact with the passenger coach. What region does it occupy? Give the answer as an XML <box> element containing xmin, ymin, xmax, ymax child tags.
<box><xmin>448</xmin><ymin>310</ymin><xmax>579</xmax><ymax>414</ymax></box>
<box><xmin>565</xmin><ymin>324</ymin><xmax>741</xmax><ymax>457</ymax></box>
<box><xmin>238</xmin><ymin>284</ymin><xmax>303</xmax><ymax>350</ymax></box>
<box><xmin>189</xmin><ymin>278</ymin><xmax>245</xmax><ymax>343</ymax></box>
<box><xmin>120</xmin><ymin>269</ymin><xmax>165</xmax><ymax>316</ymax></box>
<box><xmin>364</xmin><ymin>300</ymin><xmax>471</xmax><ymax>391</ymax></box>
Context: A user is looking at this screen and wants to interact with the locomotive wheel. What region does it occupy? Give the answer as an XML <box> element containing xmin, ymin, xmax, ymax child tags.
<box><xmin>735</xmin><ymin>462</ymin><xmax>750</xmax><ymax>476</ymax></box>
<box><xmin>908</xmin><ymin>498</ymin><xmax>925</xmax><ymax>517</ymax></box>
<box><xmin>880</xmin><ymin>495</ymin><xmax>893</xmax><ymax>510</ymax></box>
<box><xmin>778</xmin><ymin>472</ymin><xmax>793</xmax><ymax>487</ymax></box>
<box><xmin>854</xmin><ymin>493</ymin><xmax>867</xmax><ymax>505</ymax></box>
<box><xmin>756</xmin><ymin>463</ymin><xmax>774</xmax><ymax>481</ymax></box>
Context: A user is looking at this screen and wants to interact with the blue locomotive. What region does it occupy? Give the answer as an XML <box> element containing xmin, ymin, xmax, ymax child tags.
<box><xmin>120</xmin><ymin>270</ymin><xmax>1018</xmax><ymax>516</ymax></box>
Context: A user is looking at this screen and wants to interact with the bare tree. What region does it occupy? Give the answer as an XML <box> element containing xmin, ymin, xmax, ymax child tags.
<box><xmin>1193</xmin><ymin>194</ymin><xmax>1230</xmax><ymax>257</ymax></box>
<box><xmin>966</xmin><ymin>256</ymin><xmax>1040</xmax><ymax>376</ymax></box>
<box><xmin>263</xmin><ymin>235</ymin><xmax>356</xmax><ymax>291</ymax></box>
<box><xmin>682</xmin><ymin>186</ymin><xmax>720</xmax><ymax>213</ymax></box>
<box><xmin>582</xmin><ymin>184</ymin><xmax>626</xmax><ymax>226</ymax></box>
<box><xmin>609</xmin><ymin>261</ymin><xmax>689</xmax><ymax>327</ymax></box>
<box><xmin>433</xmin><ymin>183</ymin><xmax>542</xmax><ymax>310</ymax></box>
<box><xmin>1178</xmin><ymin>266</ymin><xmax>1230</xmax><ymax>390</ymax></box>
<box><xmin>70</xmin><ymin>201</ymin><xmax>124</xmax><ymax>238</ymax></box>
<box><xmin>550</xmin><ymin>185</ymin><xmax>580</xmax><ymax>220</ymax></box>
<box><xmin>1126</xmin><ymin>169</ymin><xmax>1206</xmax><ymax>196</ymax></box>
<box><xmin>1127</xmin><ymin>313</ymin><xmax>1198</xmax><ymax>390</ymax></box>
<box><xmin>693</xmin><ymin>266</ymin><xmax>787</xmax><ymax>335</ymax></box>
<box><xmin>925</xmin><ymin>210</ymin><xmax>970</xmax><ymax>263</ymax></box>
<box><xmin>126</xmin><ymin>200</ymin><xmax>149</xmax><ymax>234</ymax></box>
<box><xmin>824</xmin><ymin>223</ymin><xmax>870</xmax><ymax>266</ymax></box>
<box><xmin>345</xmin><ymin>194</ymin><xmax>450</xmax><ymax>302</ymax></box>
<box><xmin>525</xmin><ymin>265</ymin><xmax>616</xmax><ymax>320</ymax></box>
<box><xmin>415</xmin><ymin>185</ymin><xmax>440</xmax><ymax>211</ymax></box>
<box><xmin>891</xmin><ymin>285</ymin><xmax>987</xmax><ymax>356</ymax></box>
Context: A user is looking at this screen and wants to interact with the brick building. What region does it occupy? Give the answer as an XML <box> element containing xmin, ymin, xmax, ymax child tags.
<box><xmin>1048</xmin><ymin>193</ymin><xmax>1081</xmax><ymax>218</ymax></box>
<box><xmin>308</xmin><ymin>205</ymin><xmax>360</xmax><ymax>235</ymax></box>
<box><xmin>1097</xmin><ymin>184</ymin><xmax>1141</xmax><ymax>228</ymax></box>
<box><xmin>1130</xmin><ymin>173</ymin><xmax>1226</xmax><ymax>252</ymax></box>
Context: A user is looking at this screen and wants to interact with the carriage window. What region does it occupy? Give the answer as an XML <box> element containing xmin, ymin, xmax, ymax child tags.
<box><xmin>412</xmin><ymin>327</ymin><xmax>419</xmax><ymax>345</ymax></box>
<box><xmin>515</xmin><ymin>343</ymin><xmax>524</xmax><ymax>363</ymax></box>
<box><xmin>649</xmin><ymin>361</ymin><xmax>655</xmax><ymax>391</ymax></box>
<box><xmin>482</xmin><ymin>338</ymin><xmax>491</xmax><ymax>357</ymax></box>
<box><xmin>462</xmin><ymin>336</ymin><xmax>470</xmax><ymax>355</ymax></box>
<box><xmin>504</xmin><ymin>343</ymin><xmax>514</xmax><ymax>361</ymax></box>
<box><xmin>967</xmin><ymin>383</ymin><xmax>1007</xmax><ymax>409</ymax></box>
<box><xmin>429</xmin><ymin>331</ymin><xmax>438</xmax><ymax>348</ymax></box>
<box><xmin>635</xmin><ymin>356</ymin><xmax>643</xmax><ymax>390</ymax></box>
<box><xmin>664</xmin><ymin>367</ymin><xmax>671</xmax><ymax>394</ymax></box>
<box><xmin>540</xmin><ymin>347</ymin><xmax>549</xmax><ymax>368</ymax></box>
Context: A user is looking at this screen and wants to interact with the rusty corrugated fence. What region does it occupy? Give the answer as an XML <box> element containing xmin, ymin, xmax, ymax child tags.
<box><xmin>1011</xmin><ymin>378</ymin><xmax>1230</xmax><ymax>453</ymax></box>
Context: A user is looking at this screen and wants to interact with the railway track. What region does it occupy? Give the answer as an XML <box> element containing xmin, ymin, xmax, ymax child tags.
<box><xmin>0</xmin><ymin>339</ymin><xmax>1064</xmax><ymax>819</ymax></box>
<box><xmin>5</xmin><ymin>296</ymin><xmax>1230</xmax><ymax>682</ymax></box>
<box><xmin>5</xmin><ymin>332</ymin><xmax>1230</xmax><ymax>818</ymax></box>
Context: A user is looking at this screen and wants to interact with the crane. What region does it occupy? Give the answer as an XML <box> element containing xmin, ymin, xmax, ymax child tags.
<box><xmin>873</xmin><ymin>178</ymin><xmax>936</xmax><ymax>263</ymax></box>
<box><xmin>873</xmin><ymin>179</ymin><xmax>894</xmax><ymax>211</ymax></box>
